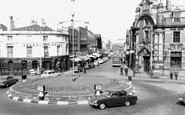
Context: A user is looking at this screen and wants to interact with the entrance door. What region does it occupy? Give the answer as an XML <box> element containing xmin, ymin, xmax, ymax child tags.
<box><xmin>143</xmin><ymin>56</ymin><xmax>150</xmax><ymax>72</ymax></box>
<box><xmin>8</xmin><ymin>61</ymin><xmax>14</xmax><ymax>75</ymax></box>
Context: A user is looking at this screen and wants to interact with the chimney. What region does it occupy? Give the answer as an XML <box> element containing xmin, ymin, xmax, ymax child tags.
<box><xmin>10</xmin><ymin>16</ymin><xmax>14</xmax><ymax>31</ymax></box>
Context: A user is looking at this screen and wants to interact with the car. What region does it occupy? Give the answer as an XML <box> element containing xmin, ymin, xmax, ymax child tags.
<box><xmin>0</xmin><ymin>75</ymin><xmax>18</xmax><ymax>87</ymax></box>
<box><xmin>41</xmin><ymin>70</ymin><xmax>61</xmax><ymax>78</ymax></box>
<box><xmin>94</xmin><ymin>61</ymin><xmax>99</xmax><ymax>66</ymax></box>
<box><xmin>29</xmin><ymin>69</ymin><xmax>37</xmax><ymax>75</ymax></box>
<box><xmin>179</xmin><ymin>93</ymin><xmax>185</xmax><ymax>105</ymax></box>
<box><xmin>74</xmin><ymin>66</ymin><xmax>83</xmax><ymax>73</ymax></box>
<box><xmin>89</xmin><ymin>90</ymin><xmax>138</xmax><ymax>109</ymax></box>
<box><xmin>98</xmin><ymin>59</ymin><xmax>104</xmax><ymax>64</ymax></box>
<box><xmin>88</xmin><ymin>62</ymin><xmax>95</xmax><ymax>69</ymax></box>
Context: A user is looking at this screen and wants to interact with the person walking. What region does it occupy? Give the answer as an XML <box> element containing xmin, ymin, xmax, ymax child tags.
<box><xmin>120</xmin><ymin>64</ymin><xmax>123</xmax><ymax>75</ymax></box>
<box><xmin>170</xmin><ymin>69</ymin><xmax>173</xmax><ymax>80</ymax></box>
<box><xmin>124</xmin><ymin>66</ymin><xmax>128</xmax><ymax>76</ymax></box>
<box><xmin>174</xmin><ymin>69</ymin><xmax>178</xmax><ymax>80</ymax></box>
<box><xmin>133</xmin><ymin>67</ymin><xmax>136</xmax><ymax>77</ymax></box>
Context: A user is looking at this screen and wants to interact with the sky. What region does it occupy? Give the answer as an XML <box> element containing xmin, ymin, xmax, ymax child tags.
<box><xmin>0</xmin><ymin>0</ymin><xmax>184</xmax><ymax>43</ymax></box>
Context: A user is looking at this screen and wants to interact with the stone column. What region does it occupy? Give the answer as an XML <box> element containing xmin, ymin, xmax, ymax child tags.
<box><xmin>159</xmin><ymin>33</ymin><xmax>163</xmax><ymax>61</ymax></box>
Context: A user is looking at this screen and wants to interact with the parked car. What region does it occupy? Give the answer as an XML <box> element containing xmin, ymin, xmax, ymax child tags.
<box><xmin>29</xmin><ymin>69</ymin><xmax>37</xmax><ymax>75</ymax></box>
<box><xmin>98</xmin><ymin>59</ymin><xmax>104</xmax><ymax>64</ymax></box>
<box><xmin>88</xmin><ymin>62</ymin><xmax>95</xmax><ymax>69</ymax></box>
<box><xmin>74</xmin><ymin>66</ymin><xmax>83</xmax><ymax>73</ymax></box>
<box><xmin>41</xmin><ymin>70</ymin><xmax>61</xmax><ymax>78</ymax></box>
<box><xmin>89</xmin><ymin>90</ymin><xmax>138</xmax><ymax>109</ymax></box>
<box><xmin>94</xmin><ymin>61</ymin><xmax>99</xmax><ymax>66</ymax></box>
<box><xmin>0</xmin><ymin>75</ymin><xmax>18</xmax><ymax>87</ymax></box>
<box><xmin>179</xmin><ymin>93</ymin><xmax>185</xmax><ymax>105</ymax></box>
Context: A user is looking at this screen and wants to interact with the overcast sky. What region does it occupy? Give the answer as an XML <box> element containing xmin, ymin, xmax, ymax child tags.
<box><xmin>0</xmin><ymin>0</ymin><xmax>184</xmax><ymax>43</ymax></box>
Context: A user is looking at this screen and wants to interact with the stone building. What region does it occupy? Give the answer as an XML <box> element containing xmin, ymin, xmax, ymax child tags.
<box><xmin>0</xmin><ymin>18</ymin><xmax>69</xmax><ymax>75</ymax></box>
<box><xmin>126</xmin><ymin>0</ymin><xmax>185</xmax><ymax>76</ymax></box>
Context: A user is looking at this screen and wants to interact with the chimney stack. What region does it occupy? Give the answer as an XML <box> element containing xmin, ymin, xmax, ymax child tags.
<box><xmin>10</xmin><ymin>16</ymin><xmax>14</xmax><ymax>31</ymax></box>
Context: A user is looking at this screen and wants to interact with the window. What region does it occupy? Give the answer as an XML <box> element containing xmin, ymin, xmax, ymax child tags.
<box><xmin>27</xmin><ymin>46</ymin><xmax>32</xmax><ymax>57</ymax></box>
<box><xmin>44</xmin><ymin>46</ymin><xmax>49</xmax><ymax>57</ymax></box>
<box><xmin>7</xmin><ymin>46</ymin><xmax>13</xmax><ymax>57</ymax></box>
<box><xmin>7</xmin><ymin>36</ymin><xmax>13</xmax><ymax>41</ymax></box>
<box><xmin>174</xmin><ymin>18</ymin><xmax>181</xmax><ymax>22</ymax></box>
<box><xmin>173</xmin><ymin>31</ymin><xmax>180</xmax><ymax>43</ymax></box>
<box><xmin>57</xmin><ymin>46</ymin><xmax>60</xmax><ymax>56</ymax></box>
<box><xmin>43</xmin><ymin>36</ymin><xmax>48</xmax><ymax>42</ymax></box>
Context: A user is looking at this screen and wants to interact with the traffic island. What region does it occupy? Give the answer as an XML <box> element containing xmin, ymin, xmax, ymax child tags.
<box><xmin>7</xmin><ymin>74</ymin><xmax>133</xmax><ymax>105</ymax></box>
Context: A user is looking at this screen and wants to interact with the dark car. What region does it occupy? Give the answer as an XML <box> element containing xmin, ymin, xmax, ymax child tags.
<box><xmin>89</xmin><ymin>90</ymin><xmax>138</xmax><ymax>109</ymax></box>
<box><xmin>0</xmin><ymin>75</ymin><xmax>18</xmax><ymax>87</ymax></box>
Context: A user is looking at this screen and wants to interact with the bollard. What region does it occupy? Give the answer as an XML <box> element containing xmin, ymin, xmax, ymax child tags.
<box><xmin>22</xmin><ymin>75</ymin><xmax>27</xmax><ymax>82</ymax></box>
<box><xmin>128</xmin><ymin>76</ymin><xmax>132</xmax><ymax>81</ymax></box>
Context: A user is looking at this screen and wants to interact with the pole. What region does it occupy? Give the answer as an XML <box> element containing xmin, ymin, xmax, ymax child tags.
<box><xmin>72</xmin><ymin>13</ymin><xmax>75</xmax><ymax>77</ymax></box>
<box><xmin>150</xmin><ymin>25</ymin><xmax>153</xmax><ymax>77</ymax></box>
<box><xmin>40</xmin><ymin>29</ymin><xmax>42</xmax><ymax>75</ymax></box>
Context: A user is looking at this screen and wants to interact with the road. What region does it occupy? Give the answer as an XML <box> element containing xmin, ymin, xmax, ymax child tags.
<box><xmin>0</xmin><ymin>59</ymin><xmax>185</xmax><ymax>115</ymax></box>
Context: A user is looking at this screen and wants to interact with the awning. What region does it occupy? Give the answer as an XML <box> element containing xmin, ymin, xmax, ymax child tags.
<box><xmin>70</xmin><ymin>58</ymin><xmax>82</xmax><ymax>62</ymax></box>
<box><xmin>78</xmin><ymin>56</ymin><xmax>90</xmax><ymax>61</ymax></box>
<box><xmin>87</xmin><ymin>55</ymin><xmax>96</xmax><ymax>59</ymax></box>
<box><xmin>92</xmin><ymin>53</ymin><xmax>102</xmax><ymax>57</ymax></box>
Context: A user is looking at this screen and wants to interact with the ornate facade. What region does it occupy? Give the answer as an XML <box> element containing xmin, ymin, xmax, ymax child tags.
<box><xmin>127</xmin><ymin>0</ymin><xmax>185</xmax><ymax>76</ymax></box>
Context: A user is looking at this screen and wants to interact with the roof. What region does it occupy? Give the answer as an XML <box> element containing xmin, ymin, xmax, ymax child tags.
<box><xmin>0</xmin><ymin>24</ymin><xmax>7</xmax><ymax>31</ymax></box>
<box><xmin>12</xmin><ymin>24</ymin><xmax>54</xmax><ymax>31</ymax></box>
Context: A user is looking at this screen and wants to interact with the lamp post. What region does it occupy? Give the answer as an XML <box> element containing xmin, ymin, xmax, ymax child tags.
<box><xmin>150</xmin><ymin>25</ymin><xmax>153</xmax><ymax>77</ymax></box>
<box><xmin>59</xmin><ymin>20</ymin><xmax>89</xmax><ymax>77</ymax></box>
<box><xmin>71</xmin><ymin>13</ymin><xmax>75</xmax><ymax>77</ymax></box>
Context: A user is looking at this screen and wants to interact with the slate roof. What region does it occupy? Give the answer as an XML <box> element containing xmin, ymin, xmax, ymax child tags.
<box><xmin>12</xmin><ymin>24</ymin><xmax>54</xmax><ymax>31</ymax></box>
<box><xmin>0</xmin><ymin>24</ymin><xmax>7</xmax><ymax>31</ymax></box>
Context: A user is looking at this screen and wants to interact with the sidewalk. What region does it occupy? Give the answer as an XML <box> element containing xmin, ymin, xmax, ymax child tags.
<box><xmin>126</xmin><ymin>67</ymin><xmax>185</xmax><ymax>83</ymax></box>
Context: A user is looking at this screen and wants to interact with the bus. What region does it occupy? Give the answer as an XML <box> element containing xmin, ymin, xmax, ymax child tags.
<box><xmin>112</xmin><ymin>55</ymin><xmax>123</xmax><ymax>67</ymax></box>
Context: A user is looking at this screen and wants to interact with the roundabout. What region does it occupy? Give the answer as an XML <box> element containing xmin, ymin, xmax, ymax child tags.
<box><xmin>7</xmin><ymin>74</ymin><xmax>133</xmax><ymax>105</ymax></box>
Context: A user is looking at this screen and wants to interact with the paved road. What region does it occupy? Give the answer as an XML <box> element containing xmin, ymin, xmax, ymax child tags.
<box><xmin>0</xmin><ymin>59</ymin><xmax>185</xmax><ymax>115</ymax></box>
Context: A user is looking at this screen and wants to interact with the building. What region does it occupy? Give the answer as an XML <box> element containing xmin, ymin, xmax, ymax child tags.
<box><xmin>126</xmin><ymin>0</ymin><xmax>185</xmax><ymax>77</ymax></box>
<box><xmin>0</xmin><ymin>18</ymin><xmax>70</xmax><ymax>75</ymax></box>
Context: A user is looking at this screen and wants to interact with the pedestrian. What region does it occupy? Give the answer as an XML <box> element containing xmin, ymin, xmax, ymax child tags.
<box><xmin>124</xmin><ymin>66</ymin><xmax>128</xmax><ymax>76</ymax></box>
<box><xmin>133</xmin><ymin>68</ymin><xmax>136</xmax><ymax>77</ymax></box>
<box><xmin>83</xmin><ymin>66</ymin><xmax>86</xmax><ymax>74</ymax></box>
<box><xmin>120</xmin><ymin>65</ymin><xmax>123</xmax><ymax>75</ymax></box>
<box><xmin>170</xmin><ymin>69</ymin><xmax>173</xmax><ymax>80</ymax></box>
<box><xmin>174</xmin><ymin>69</ymin><xmax>178</xmax><ymax>80</ymax></box>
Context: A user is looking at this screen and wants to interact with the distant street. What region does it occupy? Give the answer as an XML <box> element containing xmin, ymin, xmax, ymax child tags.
<box><xmin>0</xmin><ymin>59</ymin><xmax>185</xmax><ymax>115</ymax></box>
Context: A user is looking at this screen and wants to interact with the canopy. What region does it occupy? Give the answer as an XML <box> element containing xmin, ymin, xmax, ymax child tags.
<box><xmin>70</xmin><ymin>57</ymin><xmax>82</xmax><ymax>62</ymax></box>
<box><xmin>78</xmin><ymin>56</ymin><xmax>91</xmax><ymax>61</ymax></box>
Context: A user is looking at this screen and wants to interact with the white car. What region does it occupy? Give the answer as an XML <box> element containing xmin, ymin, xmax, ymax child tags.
<box><xmin>41</xmin><ymin>70</ymin><xmax>61</xmax><ymax>78</ymax></box>
<box><xmin>99</xmin><ymin>59</ymin><xmax>104</xmax><ymax>64</ymax></box>
<box><xmin>94</xmin><ymin>61</ymin><xmax>99</xmax><ymax>66</ymax></box>
<box><xmin>29</xmin><ymin>69</ymin><xmax>37</xmax><ymax>75</ymax></box>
